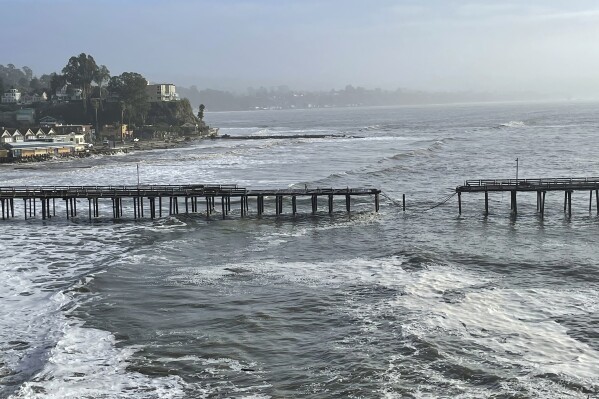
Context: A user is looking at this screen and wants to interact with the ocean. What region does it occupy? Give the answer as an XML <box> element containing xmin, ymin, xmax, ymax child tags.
<box><xmin>1</xmin><ymin>102</ymin><xmax>598</xmax><ymax>398</ymax></box>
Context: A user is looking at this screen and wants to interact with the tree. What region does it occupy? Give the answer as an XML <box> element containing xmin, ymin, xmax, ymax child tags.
<box><xmin>93</xmin><ymin>64</ymin><xmax>110</xmax><ymax>109</ymax></box>
<box><xmin>18</xmin><ymin>77</ymin><xmax>29</xmax><ymax>89</ymax></box>
<box><xmin>108</xmin><ymin>72</ymin><xmax>149</xmax><ymax>125</ymax></box>
<box><xmin>39</xmin><ymin>74</ymin><xmax>53</xmax><ymax>90</ymax></box>
<box><xmin>29</xmin><ymin>77</ymin><xmax>42</xmax><ymax>91</ymax></box>
<box><xmin>22</xmin><ymin>66</ymin><xmax>33</xmax><ymax>81</ymax></box>
<box><xmin>0</xmin><ymin>78</ymin><xmax>4</xmax><ymax>95</ymax></box>
<box><xmin>62</xmin><ymin>53</ymin><xmax>100</xmax><ymax>109</ymax></box>
<box><xmin>50</xmin><ymin>73</ymin><xmax>67</xmax><ymax>95</ymax></box>
<box><xmin>197</xmin><ymin>104</ymin><xmax>205</xmax><ymax>122</ymax></box>
<box><xmin>0</xmin><ymin>64</ymin><xmax>27</xmax><ymax>88</ymax></box>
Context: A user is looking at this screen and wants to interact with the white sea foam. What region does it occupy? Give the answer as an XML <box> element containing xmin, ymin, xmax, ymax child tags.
<box><xmin>499</xmin><ymin>120</ymin><xmax>526</xmax><ymax>128</ymax></box>
<box><xmin>0</xmin><ymin>222</ymin><xmax>193</xmax><ymax>399</ymax></box>
<box><xmin>167</xmin><ymin>256</ymin><xmax>599</xmax><ymax>396</ymax></box>
<box><xmin>10</xmin><ymin>322</ymin><xmax>186</xmax><ymax>399</ymax></box>
<box><xmin>386</xmin><ymin>264</ymin><xmax>599</xmax><ymax>396</ymax></box>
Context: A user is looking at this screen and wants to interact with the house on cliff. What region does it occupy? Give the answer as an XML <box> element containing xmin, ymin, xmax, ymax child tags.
<box><xmin>146</xmin><ymin>83</ymin><xmax>179</xmax><ymax>102</ymax></box>
<box><xmin>1</xmin><ymin>89</ymin><xmax>21</xmax><ymax>104</ymax></box>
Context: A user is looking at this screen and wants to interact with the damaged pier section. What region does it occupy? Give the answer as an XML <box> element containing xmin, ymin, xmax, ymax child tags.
<box><xmin>456</xmin><ymin>177</ymin><xmax>599</xmax><ymax>218</ymax></box>
<box><xmin>0</xmin><ymin>185</ymin><xmax>381</xmax><ymax>221</ymax></box>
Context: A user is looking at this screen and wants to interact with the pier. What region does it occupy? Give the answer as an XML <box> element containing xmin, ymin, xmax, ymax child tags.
<box><xmin>456</xmin><ymin>177</ymin><xmax>599</xmax><ymax>217</ymax></box>
<box><xmin>216</xmin><ymin>134</ymin><xmax>361</xmax><ymax>140</ymax></box>
<box><xmin>0</xmin><ymin>185</ymin><xmax>381</xmax><ymax>221</ymax></box>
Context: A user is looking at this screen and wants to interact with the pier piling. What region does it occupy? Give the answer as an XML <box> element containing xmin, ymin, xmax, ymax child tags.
<box><xmin>0</xmin><ymin>185</ymin><xmax>380</xmax><ymax>222</ymax></box>
<box><xmin>456</xmin><ymin>177</ymin><xmax>599</xmax><ymax>218</ymax></box>
<box><xmin>292</xmin><ymin>196</ymin><xmax>297</xmax><ymax>215</ymax></box>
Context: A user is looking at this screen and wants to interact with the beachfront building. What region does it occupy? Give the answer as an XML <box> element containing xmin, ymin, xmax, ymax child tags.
<box><xmin>53</xmin><ymin>133</ymin><xmax>87</xmax><ymax>151</ymax></box>
<box><xmin>3</xmin><ymin>141</ymin><xmax>76</xmax><ymax>159</ymax></box>
<box><xmin>22</xmin><ymin>129</ymin><xmax>36</xmax><ymax>141</ymax></box>
<box><xmin>30</xmin><ymin>129</ymin><xmax>53</xmax><ymax>140</ymax></box>
<box><xmin>24</xmin><ymin>127</ymin><xmax>56</xmax><ymax>140</ymax></box>
<box><xmin>1</xmin><ymin>128</ymin><xmax>24</xmax><ymax>143</ymax></box>
<box><xmin>146</xmin><ymin>83</ymin><xmax>179</xmax><ymax>102</ymax></box>
<box><xmin>1</xmin><ymin>89</ymin><xmax>22</xmax><ymax>104</ymax></box>
<box><xmin>102</xmin><ymin>124</ymin><xmax>132</xmax><ymax>141</ymax></box>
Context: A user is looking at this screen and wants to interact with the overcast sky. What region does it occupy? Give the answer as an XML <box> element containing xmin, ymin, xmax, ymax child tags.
<box><xmin>2</xmin><ymin>0</ymin><xmax>599</xmax><ymax>97</ymax></box>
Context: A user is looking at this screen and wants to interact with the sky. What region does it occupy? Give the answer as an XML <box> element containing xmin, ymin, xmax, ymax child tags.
<box><xmin>2</xmin><ymin>0</ymin><xmax>599</xmax><ymax>97</ymax></box>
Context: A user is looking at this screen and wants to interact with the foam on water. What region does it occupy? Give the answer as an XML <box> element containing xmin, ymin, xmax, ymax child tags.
<box><xmin>498</xmin><ymin>120</ymin><xmax>526</xmax><ymax>128</ymax></box>
<box><xmin>383</xmin><ymin>263</ymin><xmax>598</xmax><ymax>396</ymax></box>
<box><xmin>164</xmin><ymin>255</ymin><xmax>598</xmax><ymax>396</ymax></box>
<box><xmin>0</xmin><ymin>229</ymin><xmax>113</xmax><ymax>394</ymax></box>
<box><xmin>10</xmin><ymin>322</ymin><xmax>186</xmax><ymax>399</ymax></box>
<box><xmin>0</xmin><ymin>222</ymin><xmax>193</xmax><ymax>398</ymax></box>
<box><xmin>3</xmin><ymin>103</ymin><xmax>599</xmax><ymax>397</ymax></box>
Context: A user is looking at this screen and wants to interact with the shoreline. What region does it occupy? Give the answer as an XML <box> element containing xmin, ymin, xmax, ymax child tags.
<box><xmin>1</xmin><ymin>135</ymin><xmax>212</xmax><ymax>166</ymax></box>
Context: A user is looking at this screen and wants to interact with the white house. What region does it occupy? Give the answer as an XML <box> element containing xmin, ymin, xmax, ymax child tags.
<box><xmin>1</xmin><ymin>129</ymin><xmax>14</xmax><ymax>143</ymax></box>
<box><xmin>146</xmin><ymin>83</ymin><xmax>179</xmax><ymax>102</ymax></box>
<box><xmin>22</xmin><ymin>128</ymin><xmax>36</xmax><ymax>141</ymax></box>
<box><xmin>1</xmin><ymin>89</ymin><xmax>21</xmax><ymax>104</ymax></box>
<box><xmin>1</xmin><ymin>128</ymin><xmax>23</xmax><ymax>143</ymax></box>
<box><xmin>41</xmin><ymin>127</ymin><xmax>56</xmax><ymax>136</ymax></box>
<box><xmin>33</xmin><ymin>92</ymin><xmax>48</xmax><ymax>103</ymax></box>
<box><xmin>56</xmin><ymin>133</ymin><xmax>87</xmax><ymax>151</ymax></box>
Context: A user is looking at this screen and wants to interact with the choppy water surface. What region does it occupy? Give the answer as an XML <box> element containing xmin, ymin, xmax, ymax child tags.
<box><xmin>1</xmin><ymin>102</ymin><xmax>599</xmax><ymax>398</ymax></box>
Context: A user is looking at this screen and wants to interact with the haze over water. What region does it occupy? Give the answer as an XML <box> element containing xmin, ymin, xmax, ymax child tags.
<box><xmin>1</xmin><ymin>102</ymin><xmax>598</xmax><ymax>397</ymax></box>
<box><xmin>4</xmin><ymin>1</ymin><xmax>599</xmax><ymax>98</ymax></box>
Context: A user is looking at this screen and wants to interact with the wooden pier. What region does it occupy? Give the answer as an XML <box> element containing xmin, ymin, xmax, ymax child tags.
<box><xmin>456</xmin><ymin>177</ymin><xmax>599</xmax><ymax>217</ymax></box>
<box><xmin>0</xmin><ymin>185</ymin><xmax>381</xmax><ymax>221</ymax></box>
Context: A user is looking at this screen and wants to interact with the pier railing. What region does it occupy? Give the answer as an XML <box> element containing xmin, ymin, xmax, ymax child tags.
<box><xmin>456</xmin><ymin>177</ymin><xmax>599</xmax><ymax>217</ymax></box>
<box><xmin>0</xmin><ymin>184</ymin><xmax>381</xmax><ymax>221</ymax></box>
<box><xmin>0</xmin><ymin>184</ymin><xmax>245</xmax><ymax>198</ymax></box>
<box><xmin>459</xmin><ymin>177</ymin><xmax>599</xmax><ymax>192</ymax></box>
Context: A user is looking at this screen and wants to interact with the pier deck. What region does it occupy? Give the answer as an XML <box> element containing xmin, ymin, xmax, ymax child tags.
<box><xmin>456</xmin><ymin>177</ymin><xmax>599</xmax><ymax>217</ymax></box>
<box><xmin>0</xmin><ymin>185</ymin><xmax>381</xmax><ymax>221</ymax></box>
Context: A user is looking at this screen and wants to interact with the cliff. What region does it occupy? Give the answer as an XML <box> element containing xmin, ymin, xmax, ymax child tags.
<box><xmin>146</xmin><ymin>99</ymin><xmax>198</xmax><ymax>126</ymax></box>
<box><xmin>36</xmin><ymin>98</ymin><xmax>199</xmax><ymax>127</ymax></box>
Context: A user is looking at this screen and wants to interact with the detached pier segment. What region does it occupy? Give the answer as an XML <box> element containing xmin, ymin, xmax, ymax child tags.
<box><xmin>456</xmin><ymin>177</ymin><xmax>599</xmax><ymax>217</ymax></box>
<box><xmin>0</xmin><ymin>185</ymin><xmax>381</xmax><ymax>221</ymax></box>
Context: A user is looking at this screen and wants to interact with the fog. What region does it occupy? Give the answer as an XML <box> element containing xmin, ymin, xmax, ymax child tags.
<box><xmin>3</xmin><ymin>0</ymin><xmax>599</xmax><ymax>98</ymax></box>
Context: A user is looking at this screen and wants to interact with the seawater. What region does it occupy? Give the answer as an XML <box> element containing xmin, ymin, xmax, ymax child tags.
<box><xmin>1</xmin><ymin>102</ymin><xmax>599</xmax><ymax>398</ymax></box>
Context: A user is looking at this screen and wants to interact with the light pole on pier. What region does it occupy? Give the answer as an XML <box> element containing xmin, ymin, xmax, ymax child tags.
<box><xmin>516</xmin><ymin>158</ymin><xmax>519</xmax><ymax>184</ymax></box>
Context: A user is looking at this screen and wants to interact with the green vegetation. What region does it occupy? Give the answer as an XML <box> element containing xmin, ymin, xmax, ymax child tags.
<box><xmin>62</xmin><ymin>53</ymin><xmax>107</xmax><ymax>110</ymax></box>
<box><xmin>108</xmin><ymin>72</ymin><xmax>150</xmax><ymax>125</ymax></box>
<box><xmin>197</xmin><ymin>104</ymin><xmax>205</xmax><ymax>123</ymax></box>
<box><xmin>1</xmin><ymin>54</ymin><xmax>204</xmax><ymax>137</ymax></box>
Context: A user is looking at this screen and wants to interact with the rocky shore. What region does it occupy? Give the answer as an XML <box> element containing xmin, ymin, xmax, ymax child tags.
<box><xmin>90</xmin><ymin>136</ymin><xmax>208</xmax><ymax>155</ymax></box>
